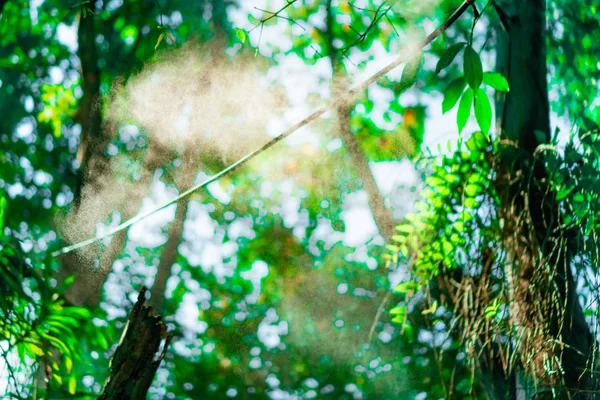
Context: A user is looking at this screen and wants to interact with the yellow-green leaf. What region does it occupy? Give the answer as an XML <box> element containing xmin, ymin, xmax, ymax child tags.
<box><xmin>483</xmin><ymin>72</ymin><xmax>510</xmax><ymax>92</ymax></box>
<box><xmin>68</xmin><ymin>375</ymin><xmax>77</xmax><ymax>395</ymax></box>
<box><xmin>236</xmin><ymin>29</ymin><xmax>247</xmax><ymax>43</ymax></box>
<box><xmin>155</xmin><ymin>32</ymin><xmax>164</xmax><ymax>49</ymax></box>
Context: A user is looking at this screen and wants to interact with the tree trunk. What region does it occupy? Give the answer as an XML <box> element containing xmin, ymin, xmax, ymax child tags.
<box><xmin>61</xmin><ymin>142</ymin><xmax>172</xmax><ymax>307</ymax></box>
<box><xmin>59</xmin><ymin>8</ymin><xmax>107</xmax><ymax>307</ymax></box>
<box><xmin>491</xmin><ymin>0</ymin><xmax>595</xmax><ymax>397</ymax></box>
<box><xmin>148</xmin><ymin>153</ymin><xmax>197</xmax><ymax>313</ymax></box>
<box><xmin>325</xmin><ymin>0</ymin><xmax>396</xmax><ymax>241</ymax></box>
<box><xmin>98</xmin><ymin>286</ymin><xmax>172</xmax><ymax>400</ymax></box>
<box><xmin>335</xmin><ymin>104</ymin><xmax>396</xmax><ymax>240</ymax></box>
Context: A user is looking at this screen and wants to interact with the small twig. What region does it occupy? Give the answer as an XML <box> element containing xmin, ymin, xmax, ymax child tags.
<box><xmin>248</xmin><ymin>0</ymin><xmax>300</xmax><ymax>33</ymax></box>
<box><xmin>348</xmin><ymin>1</ymin><xmax>378</xmax><ymax>13</ymax></box>
<box><xmin>367</xmin><ymin>290</ymin><xmax>392</xmax><ymax>343</ymax></box>
<box><xmin>338</xmin><ymin>2</ymin><xmax>393</xmax><ymax>59</ymax></box>
<box><xmin>155</xmin><ymin>0</ymin><xmax>163</xmax><ymax>27</ymax></box>
<box><xmin>253</xmin><ymin>6</ymin><xmax>305</xmax><ymax>30</ymax></box>
<box><xmin>248</xmin><ymin>0</ymin><xmax>301</xmax><ymax>54</ymax></box>
<box><xmin>309</xmin><ymin>44</ymin><xmax>325</xmax><ymax>59</ymax></box>
<box><xmin>385</xmin><ymin>14</ymin><xmax>401</xmax><ymax>37</ymax></box>
<box><xmin>68</xmin><ymin>0</ymin><xmax>92</xmax><ymax>10</ymax></box>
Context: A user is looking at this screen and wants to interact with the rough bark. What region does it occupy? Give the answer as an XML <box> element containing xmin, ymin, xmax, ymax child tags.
<box><xmin>98</xmin><ymin>286</ymin><xmax>172</xmax><ymax>400</ymax></box>
<box><xmin>491</xmin><ymin>0</ymin><xmax>595</xmax><ymax>397</ymax></box>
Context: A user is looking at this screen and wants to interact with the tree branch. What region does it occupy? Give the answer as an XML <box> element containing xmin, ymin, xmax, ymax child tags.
<box><xmin>53</xmin><ymin>0</ymin><xmax>474</xmax><ymax>257</ymax></box>
<box><xmin>325</xmin><ymin>0</ymin><xmax>396</xmax><ymax>240</ymax></box>
<box><xmin>148</xmin><ymin>152</ymin><xmax>198</xmax><ymax>313</ymax></box>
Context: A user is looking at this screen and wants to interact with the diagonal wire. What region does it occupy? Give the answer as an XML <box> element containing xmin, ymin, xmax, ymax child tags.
<box><xmin>52</xmin><ymin>0</ymin><xmax>473</xmax><ymax>257</ymax></box>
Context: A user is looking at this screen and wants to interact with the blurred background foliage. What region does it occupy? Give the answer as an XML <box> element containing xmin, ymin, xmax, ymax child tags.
<box><xmin>0</xmin><ymin>0</ymin><xmax>598</xmax><ymax>399</ymax></box>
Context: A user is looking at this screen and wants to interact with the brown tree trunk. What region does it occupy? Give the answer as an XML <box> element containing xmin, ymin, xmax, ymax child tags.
<box><xmin>59</xmin><ymin>9</ymin><xmax>107</xmax><ymax>307</ymax></box>
<box><xmin>149</xmin><ymin>199</ymin><xmax>186</xmax><ymax>313</ymax></box>
<box><xmin>148</xmin><ymin>153</ymin><xmax>197</xmax><ymax>313</ymax></box>
<box><xmin>60</xmin><ymin>8</ymin><xmax>176</xmax><ymax>307</ymax></box>
<box><xmin>491</xmin><ymin>0</ymin><xmax>595</xmax><ymax>397</ymax></box>
<box><xmin>148</xmin><ymin>1</ymin><xmax>231</xmax><ymax>312</ymax></box>
<box><xmin>98</xmin><ymin>286</ymin><xmax>172</xmax><ymax>400</ymax></box>
<box><xmin>61</xmin><ymin>143</ymin><xmax>172</xmax><ymax>307</ymax></box>
<box><xmin>325</xmin><ymin>0</ymin><xmax>396</xmax><ymax>241</ymax></box>
<box><xmin>335</xmin><ymin>104</ymin><xmax>396</xmax><ymax>240</ymax></box>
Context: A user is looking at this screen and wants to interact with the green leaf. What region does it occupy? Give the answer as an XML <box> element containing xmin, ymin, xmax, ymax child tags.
<box><xmin>485</xmin><ymin>305</ymin><xmax>498</xmax><ymax>319</ymax></box>
<box><xmin>582</xmin><ymin>116</ymin><xmax>599</xmax><ymax>131</ymax></box>
<box><xmin>402</xmin><ymin>323</ymin><xmax>414</xmax><ymax>340</ymax></box>
<box><xmin>236</xmin><ymin>29</ymin><xmax>247</xmax><ymax>43</ymax></box>
<box><xmin>466</xmin><ymin>131</ymin><xmax>490</xmax><ymax>151</ymax></box>
<box><xmin>454</xmin><ymin>221</ymin><xmax>465</xmax><ymax>232</ymax></box>
<box><xmin>435</xmin><ymin>42</ymin><xmax>467</xmax><ymax>74</ymax></box>
<box><xmin>556</xmin><ymin>185</ymin><xmax>575</xmax><ymax>200</ymax></box>
<box><xmin>463</xmin><ymin>46</ymin><xmax>483</xmax><ymax>89</ymax></box>
<box><xmin>483</xmin><ymin>72</ymin><xmax>510</xmax><ymax>92</ymax></box>
<box><xmin>0</xmin><ymin>194</ymin><xmax>6</xmax><ymax>228</ymax></box>
<box><xmin>465</xmin><ymin>184</ymin><xmax>479</xmax><ymax>197</ymax></box>
<box><xmin>390</xmin><ymin>306</ymin><xmax>406</xmax><ymax>315</ymax></box>
<box><xmin>65</xmin><ymin>356</ymin><xmax>73</xmax><ymax>374</ymax></box>
<box><xmin>442</xmin><ymin>241</ymin><xmax>453</xmax><ymax>254</ymax></box>
<box><xmin>464</xmin><ymin>197</ymin><xmax>478</xmax><ymax>208</ymax></box>
<box><xmin>474</xmin><ymin>89</ymin><xmax>492</xmax><ymax>134</ymax></box>
<box><xmin>457</xmin><ymin>87</ymin><xmax>474</xmax><ymax>133</ymax></box>
<box><xmin>460</xmin><ymin>211</ymin><xmax>473</xmax><ymax>221</ymax></box>
<box><xmin>391</xmin><ymin>235</ymin><xmax>407</xmax><ymax>243</ymax></box>
<box><xmin>68</xmin><ymin>375</ymin><xmax>77</xmax><ymax>395</ymax></box>
<box><xmin>393</xmin><ymin>281</ymin><xmax>416</xmax><ymax>294</ymax></box>
<box><xmin>399</xmin><ymin>53</ymin><xmax>424</xmax><ymax>91</ymax></box>
<box><xmin>395</xmin><ymin>224</ymin><xmax>414</xmax><ymax>234</ymax></box>
<box><xmin>390</xmin><ymin>306</ymin><xmax>407</xmax><ymax>324</ymax></box>
<box><xmin>155</xmin><ymin>32</ymin><xmax>164</xmax><ymax>49</ymax></box>
<box><xmin>442</xmin><ymin>77</ymin><xmax>466</xmax><ymax>114</ymax></box>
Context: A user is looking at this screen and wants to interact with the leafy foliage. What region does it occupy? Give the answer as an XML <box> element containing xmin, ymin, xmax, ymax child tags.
<box><xmin>387</xmin><ymin>130</ymin><xmax>497</xmax><ymax>322</ymax></box>
<box><xmin>0</xmin><ymin>193</ymin><xmax>96</xmax><ymax>397</ymax></box>
<box><xmin>1</xmin><ymin>0</ymin><xmax>599</xmax><ymax>398</ymax></box>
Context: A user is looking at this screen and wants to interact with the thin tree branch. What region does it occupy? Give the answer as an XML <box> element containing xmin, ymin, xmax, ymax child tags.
<box><xmin>52</xmin><ymin>0</ymin><xmax>474</xmax><ymax>258</ymax></box>
<box><xmin>148</xmin><ymin>152</ymin><xmax>197</xmax><ymax>313</ymax></box>
<box><xmin>249</xmin><ymin>0</ymin><xmax>300</xmax><ymax>33</ymax></box>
